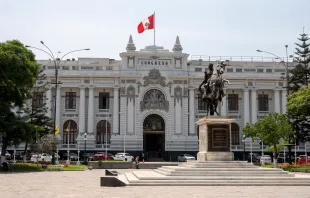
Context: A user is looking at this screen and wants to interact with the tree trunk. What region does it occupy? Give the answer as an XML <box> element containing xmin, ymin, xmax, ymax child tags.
<box><xmin>273</xmin><ymin>144</ymin><xmax>278</xmax><ymax>168</ymax></box>
<box><xmin>23</xmin><ymin>142</ymin><xmax>28</xmax><ymax>162</ymax></box>
<box><xmin>1</xmin><ymin>142</ymin><xmax>8</xmax><ymax>163</ymax></box>
<box><xmin>288</xmin><ymin>146</ymin><xmax>292</xmax><ymax>164</ymax></box>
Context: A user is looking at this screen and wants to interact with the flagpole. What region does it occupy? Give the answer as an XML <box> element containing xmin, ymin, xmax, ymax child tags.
<box><xmin>153</xmin><ymin>11</ymin><xmax>155</xmax><ymax>46</ymax></box>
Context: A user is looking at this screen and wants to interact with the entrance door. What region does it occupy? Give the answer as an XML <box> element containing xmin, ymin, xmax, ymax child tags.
<box><xmin>143</xmin><ymin>114</ymin><xmax>165</xmax><ymax>161</ymax></box>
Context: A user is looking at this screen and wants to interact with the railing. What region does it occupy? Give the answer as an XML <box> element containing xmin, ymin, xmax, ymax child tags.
<box><xmin>191</xmin><ymin>55</ymin><xmax>294</xmax><ymax>63</ymax></box>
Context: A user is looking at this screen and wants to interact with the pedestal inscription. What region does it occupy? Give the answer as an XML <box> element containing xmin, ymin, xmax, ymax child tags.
<box><xmin>212</xmin><ymin>128</ymin><xmax>228</xmax><ymax>148</ymax></box>
<box><xmin>196</xmin><ymin>116</ymin><xmax>235</xmax><ymax>161</ymax></box>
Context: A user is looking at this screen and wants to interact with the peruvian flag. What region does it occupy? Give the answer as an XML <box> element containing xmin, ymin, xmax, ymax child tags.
<box><xmin>137</xmin><ymin>13</ymin><xmax>154</xmax><ymax>34</ymax></box>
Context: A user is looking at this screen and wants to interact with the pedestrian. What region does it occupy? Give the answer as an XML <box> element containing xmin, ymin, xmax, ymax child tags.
<box><xmin>135</xmin><ymin>156</ymin><xmax>140</xmax><ymax>169</ymax></box>
<box><xmin>142</xmin><ymin>152</ymin><xmax>145</xmax><ymax>163</ymax></box>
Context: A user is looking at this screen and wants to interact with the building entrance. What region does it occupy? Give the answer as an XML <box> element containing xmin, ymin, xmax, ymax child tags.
<box><xmin>143</xmin><ymin>114</ymin><xmax>165</xmax><ymax>161</ymax></box>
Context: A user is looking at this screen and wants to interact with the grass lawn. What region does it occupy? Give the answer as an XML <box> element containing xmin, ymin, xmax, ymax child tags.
<box><xmin>63</xmin><ymin>165</ymin><xmax>87</xmax><ymax>171</ymax></box>
<box><xmin>89</xmin><ymin>160</ymin><xmax>127</xmax><ymax>162</ymax></box>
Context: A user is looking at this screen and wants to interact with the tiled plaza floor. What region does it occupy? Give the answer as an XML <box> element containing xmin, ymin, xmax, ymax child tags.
<box><xmin>1</xmin><ymin>169</ymin><xmax>310</xmax><ymax>198</ymax></box>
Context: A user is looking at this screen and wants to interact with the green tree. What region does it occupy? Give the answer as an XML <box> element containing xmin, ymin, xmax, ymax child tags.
<box><xmin>22</xmin><ymin>70</ymin><xmax>53</xmax><ymax>157</ymax></box>
<box><xmin>289</xmin><ymin>31</ymin><xmax>310</xmax><ymax>91</ymax></box>
<box><xmin>243</xmin><ymin>113</ymin><xmax>293</xmax><ymax>167</ymax></box>
<box><xmin>0</xmin><ymin>40</ymin><xmax>40</xmax><ymax>161</ymax></box>
<box><xmin>287</xmin><ymin>84</ymin><xmax>310</xmax><ymax>142</ymax></box>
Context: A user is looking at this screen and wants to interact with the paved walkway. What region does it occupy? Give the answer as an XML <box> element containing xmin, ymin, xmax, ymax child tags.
<box><xmin>1</xmin><ymin>169</ymin><xmax>310</xmax><ymax>198</ymax></box>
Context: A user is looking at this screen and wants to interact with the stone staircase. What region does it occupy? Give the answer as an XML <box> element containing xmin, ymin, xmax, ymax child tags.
<box><xmin>118</xmin><ymin>161</ymin><xmax>310</xmax><ymax>186</ymax></box>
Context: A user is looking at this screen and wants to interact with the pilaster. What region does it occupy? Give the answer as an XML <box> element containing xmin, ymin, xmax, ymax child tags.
<box><xmin>79</xmin><ymin>86</ymin><xmax>86</xmax><ymax>133</ymax></box>
<box><xmin>274</xmin><ymin>89</ymin><xmax>281</xmax><ymax>113</ymax></box>
<box><xmin>87</xmin><ymin>86</ymin><xmax>94</xmax><ymax>134</ymax></box>
<box><xmin>243</xmin><ymin>89</ymin><xmax>250</xmax><ymax>125</ymax></box>
<box><xmin>251</xmin><ymin>89</ymin><xmax>257</xmax><ymax>124</ymax></box>
<box><xmin>188</xmin><ymin>87</ymin><xmax>195</xmax><ymax>135</ymax></box>
<box><xmin>113</xmin><ymin>87</ymin><xmax>120</xmax><ymax>134</ymax></box>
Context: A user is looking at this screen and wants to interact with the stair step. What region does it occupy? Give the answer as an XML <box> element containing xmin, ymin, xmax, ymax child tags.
<box><xmin>168</xmin><ymin>173</ymin><xmax>291</xmax><ymax>176</ymax></box>
<box><xmin>127</xmin><ymin>182</ymin><xmax>310</xmax><ymax>186</ymax></box>
<box><xmin>129</xmin><ymin>179</ymin><xmax>310</xmax><ymax>184</ymax></box>
<box><xmin>160</xmin><ymin>167</ymin><xmax>283</xmax><ymax>172</ymax></box>
<box><xmin>136</xmin><ymin>176</ymin><xmax>299</xmax><ymax>180</ymax></box>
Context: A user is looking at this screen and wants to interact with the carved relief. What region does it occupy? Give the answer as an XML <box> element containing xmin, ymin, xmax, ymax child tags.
<box><xmin>140</xmin><ymin>89</ymin><xmax>169</xmax><ymax>112</ymax></box>
<box><xmin>137</xmin><ymin>81</ymin><xmax>142</xmax><ymax>94</ymax></box>
<box><xmin>143</xmin><ymin>69</ymin><xmax>166</xmax><ymax>87</ymax></box>
<box><xmin>174</xmin><ymin>86</ymin><xmax>182</xmax><ymax>102</ymax></box>
<box><xmin>127</xmin><ymin>85</ymin><xmax>135</xmax><ymax>102</ymax></box>
<box><xmin>128</xmin><ymin>57</ymin><xmax>135</xmax><ymax>68</ymax></box>
<box><xmin>183</xmin><ymin>87</ymin><xmax>188</xmax><ymax>96</ymax></box>
<box><xmin>120</xmin><ymin>87</ymin><xmax>126</xmax><ymax>94</ymax></box>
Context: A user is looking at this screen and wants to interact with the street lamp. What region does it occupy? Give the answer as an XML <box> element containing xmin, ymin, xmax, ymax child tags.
<box><xmin>26</xmin><ymin>42</ymin><xmax>89</xmax><ymax>164</ymax></box>
<box><xmin>84</xmin><ymin>132</ymin><xmax>87</xmax><ymax>163</ymax></box>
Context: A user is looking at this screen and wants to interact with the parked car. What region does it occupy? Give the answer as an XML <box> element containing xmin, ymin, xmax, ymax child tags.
<box><xmin>83</xmin><ymin>153</ymin><xmax>94</xmax><ymax>161</ymax></box>
<box><xmin>177</xmin><ymin>154</ymin><xmax>196</xmax><ymax>162</ymax></box>
<box><xmin>114</xmin><ymin>153</ymin><xmax>134</xmax><ymax>161</ymax></box>
<box><xmin>248</xmin><ymin>153</ymin><xmax>261</xmax><ymax>163</ymax></box>
<box><xmin>30</xmin><ymin>153</ymin><xmax>52</xmax><ymax>162</ymax></box>
<box><xmin>277</xmin><ymin>153</ymin><xmax>288</xmax><ymax>163</ymax></box>
<box><xmin>260</xmin><ymin>155</ymin><xmax>272</xmax><ymax>164</ymax></box>
<box><xmin>93</xmin><ymin>152</ymin><xmax>114</xmax><ymax>161</ymax></box>
<box><xmin>0</xmin><ymin>151</ymin><xmax>11</xmax><ymax>160</ymax></box>
<box><xmin>297</xmin><ymin>155</ymin><xmax>310</xmax><ymax>164</ymax></box>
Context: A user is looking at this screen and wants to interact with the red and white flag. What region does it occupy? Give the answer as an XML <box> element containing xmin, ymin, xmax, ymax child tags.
<box><xmin>137</xmin><ymin>13</ymin><xmax>154</xmax><ymax>34</ymax></box>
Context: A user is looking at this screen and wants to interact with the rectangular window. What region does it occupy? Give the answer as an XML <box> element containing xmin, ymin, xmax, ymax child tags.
<box><xmin>258</xmin><ymin>94</ymin><xmax>269</xmax><ymax>112</ymax></box>
<box><xmin>197</xmin><ymin>93</ymin><xmax>207</xmax><ymax>110</ymax></box>
<box><xmin>99</xmin><ymin>93</ymin><xmax>110</xmax><ymax>109</ymax></box>
<box><xmin>32</xmin><ymin>92</ymin><xmax>44</xmax><ymax>108</ymax></box>
<box><xmin>228</xmin><ymin>94</ymin><xmax>239</xmax><ymax>111</ymax></box>
<box><xmin>65</xmin><ymin>92</ymin><xmax>76</xmax><ymax>109</ymax></box>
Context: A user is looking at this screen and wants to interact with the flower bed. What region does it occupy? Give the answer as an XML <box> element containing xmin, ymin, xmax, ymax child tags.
<box><xmin>0</xmin><ymin>163</ymin><xmax>87</xmax><ymax>172</ymax></box>
<box><xmin>261</xmin><ymin>162</ymin><xmax>310</xmax><ymax>172</ymax></box>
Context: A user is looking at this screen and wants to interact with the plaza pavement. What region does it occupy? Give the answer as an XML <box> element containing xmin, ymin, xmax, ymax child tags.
<box><xmin>1</xmin><ymin>169</ymin><xmax>310</xmax><ymax>198</ymax></box>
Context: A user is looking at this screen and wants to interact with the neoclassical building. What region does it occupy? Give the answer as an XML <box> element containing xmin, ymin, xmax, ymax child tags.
<box><xmin>4</xmin><ymin>35</ymin><xmax>309</xmax><ymax>160</ymax></box>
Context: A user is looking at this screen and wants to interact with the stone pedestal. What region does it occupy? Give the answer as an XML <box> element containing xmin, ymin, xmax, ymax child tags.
<box><xmin>196</xmin><ymin>116</ymin><xmax>235</xmax><ymax>161</ymax></box>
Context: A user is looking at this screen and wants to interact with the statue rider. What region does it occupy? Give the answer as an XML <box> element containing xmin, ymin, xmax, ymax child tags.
<box><xmin>198</xmin><ymin>63</ymin><xmax>214</xmax><ymax>94</ymax></box>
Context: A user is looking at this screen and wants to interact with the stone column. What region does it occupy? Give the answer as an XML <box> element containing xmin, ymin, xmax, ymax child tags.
<box><xmin>220</xmin><ymin>89</ymin><xmax>227</xmax><ymax>116</ymax></box>
<box><xmin>55</xmin><ymin>86</ymin><xmax>61</xmax><ymax>127</ymax></box>
<box><xmin>243</xmin><ymin>89</ymin><xmax>250</xmax><ymax>125</ymax></box>
<box><xmin>282</xmin><ymin>89</ymin><xmax>287</xmax><ymax>113</ymax></box>
<box><xmin>251</xmin><ymin>89</ymin><xmax>257</xmax><ymax>124</ymax></box>
<box><xmin>112</xmin><ymin>87</ymin><xmax>120</xmax><ymax>134</ymax></box>
<box><xmin>79</xmin><ymin>87</ymin><xmax>86</xmax><ymax>133</ymax></box>
<box><xmin>87</xmin><ymin>86</ymin><xmax>94</xmax><ymax>134</ymax></box>
<box><xmin>274</xmin><ymin>89</ymin><xmax>281</xmax><ymax>113</ymax></box>
<box><xmin>189</xmin><ymin>87</ymin><xmax>195</xmax><ymax>135</ymax></box>
<box><xmin>46</xmin><ymin>88</ymin><xmax>52</xmax><ymax>118</ymax></box>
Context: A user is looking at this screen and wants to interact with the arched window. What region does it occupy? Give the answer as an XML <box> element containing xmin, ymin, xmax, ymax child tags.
<box><xmin>231</xmin><ymin>123</ymin><xmax>240</xmax><ymax>145</ymax></box>
<box><xmin>96</xmin><ymin>120</ymin><xmax>111</xmax><ymax>144</ymax></box>
<box><xmin>63</xmin><ymin>120</ymin><xmax>78</xmax><ymax>144</ymax></box>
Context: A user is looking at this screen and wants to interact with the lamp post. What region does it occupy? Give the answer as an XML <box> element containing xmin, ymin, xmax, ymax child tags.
<box><xmin>66</xmin><ymin>128</ymin><xmax>70</xmax><ymax>165</ymax></box>
<box><xmin>26</xmin><ymin>43</ymin><xmax>89</xmax><ymax>164</ymax></box>
<box><xmin>105</xmin><ymin>120</ymin><xmax>108</xmax><ymax>161</ymax></box>
<box><xmin>84</xmin><ymin>132</ymin><xmax>87</xmax><ymax>163</ymax></box>
<box><xmin>242</xmin><ymin>135</ymin><xmax>246</xmax><ymax>161</ymax></box>
<box><xmin>76</xmin><ymin>127</ymin><xmax>80</xmax><ymax>165</ymax></box>
<box><xmin>256</xmin><ymin>46</ymin><xmax>295</xmax><ymax>163</ymax></box>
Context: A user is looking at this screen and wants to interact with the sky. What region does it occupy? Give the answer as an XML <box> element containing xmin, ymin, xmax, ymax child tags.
<box><xmin>1</xmin><ymin>0</ymin><xmax>309</xmax><ymax>60</ymax></box>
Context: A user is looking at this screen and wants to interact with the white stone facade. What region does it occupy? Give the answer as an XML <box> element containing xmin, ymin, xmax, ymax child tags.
<box><xmin>7</xmin><ymin>35</ymin><xmax>308</xmax><ymax>157</ymax></box>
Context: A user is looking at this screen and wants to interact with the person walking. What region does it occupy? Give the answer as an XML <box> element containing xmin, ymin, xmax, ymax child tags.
<box><xmin>135</xmin><ymin>156</ymin><xmax>140</xmax><ymax>169</ymax></box>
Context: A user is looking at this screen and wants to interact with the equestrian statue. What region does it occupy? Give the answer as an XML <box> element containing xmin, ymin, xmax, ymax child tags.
<box><xmin>198</xmin><ymin>61</ymin><xmax>230</xmax><ymax>116</ymax></box>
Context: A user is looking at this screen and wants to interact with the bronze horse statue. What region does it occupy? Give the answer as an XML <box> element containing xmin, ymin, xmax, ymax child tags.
<box><xmin>200</xmin><ymin>61</ymin><xmax>230</xmax><ymax>116</ymax></box>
